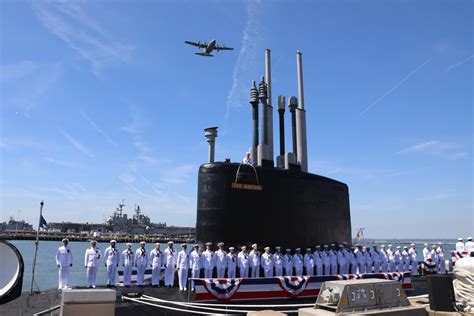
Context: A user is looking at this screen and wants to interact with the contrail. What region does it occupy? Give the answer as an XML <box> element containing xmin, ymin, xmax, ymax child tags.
<box><xmin>446</xmin><ymin>53</ymin><xmax>473</xmax><ymax>72</ymax></box>
<box><xmin>360</xmin><ymin>57</ymin><xmax>433</xmax><ymax>116</ymax></box>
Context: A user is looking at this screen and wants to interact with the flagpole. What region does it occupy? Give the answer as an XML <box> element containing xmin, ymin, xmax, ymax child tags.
<box><xmin>30</xmin><ymin>200</ymin><xmax>44</xmax><ymax>294</ymax></box>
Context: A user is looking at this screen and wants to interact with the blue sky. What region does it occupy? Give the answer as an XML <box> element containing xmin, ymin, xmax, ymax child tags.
<box><xmin>1</xmin><ymin>0</ymin><xmax>472</xmax><ymax>239</ymax></box>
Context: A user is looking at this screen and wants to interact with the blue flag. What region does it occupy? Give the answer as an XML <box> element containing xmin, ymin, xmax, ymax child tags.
<box><xmin>39</xmin><ymin>215</ymin><xmax>47</xmax><ymax>228</ymax></box>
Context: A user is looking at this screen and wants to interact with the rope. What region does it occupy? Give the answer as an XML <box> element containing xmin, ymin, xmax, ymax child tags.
<box><xmin>122</xmin><ymin>296</ymin><xmax>227</xmax><ymax>315</ymax></box>
<box><xmin>139</xmin><ymin>296</ymin><xmax>299</xmax><ymax>314</ymax></box>
<box><xmin>141</xmin><ymin>294</ymin><xmax>313</xmax><ymax>308</ymax></box>
<box><xmin>453</xmin><ymin>266</ymin><xmax>474</xmax><ymax>312</ymax></box>
<box><xmin>33</xmin><ymin>305</ymin><xmax>61</xmax><ymax>316</ymax></box>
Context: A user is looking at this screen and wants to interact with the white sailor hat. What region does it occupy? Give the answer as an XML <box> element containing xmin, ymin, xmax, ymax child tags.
<box><xmin>315</xmin><ymin>245</ymin><xmax>321</xmax><ymax>249</ymax></box>
<box><xmin>264</xmin><ymin>246</ymin><xmax>270</xmax><ymax>250</ymax></box>
<box><xmin>380</xmin><ymin>244</ymin><xmax>385</xmax><ymax>247</ymax></box>
<box><xmin>181</xmin><ymin>243</ymin><xmax>187</xmax><ymax>247</ymax></box>
<box><xmin>110</xmin><ymin>239</ymin><xmax>116</xmax><ymax>243</ymax></box>
<box><xmin>338</xmin><ymin>244</ymin><xmax>343</xmax><ymax>247</ymax></box>
<box><xmin>62</xmin><ymin>238</ymin><xmax>69</xmax><ymax>242</ymax></box>
<box><xmin>275</xmin><ymin>246</ymin><xmax>281</xmax><ymax>250</ymax></box>
<box><xmin>251</xmin><ymin>243</ymin><xmax>258</xmax><ymax>248</ymax></box>
<box><xmin>229</xmin><ymin>247</ymin><xmax>235</xmax><ymax>250</ymax></box>
<box><xmin>286</xmin><ymin>248</ymin><xmax>291</xmax><ymax>252</ymax></box>
<box><xmin>396</xmin><ymin>246</ymin><xmax>401</xmax><ymax>249</ymax></box>
<box><xmin>330</xmin><ymin>243</ymin><xmax>335</xmax><ymax>247</ymax></box>
<box><xmin>126</xmin><ymin>242</ymin><xmax>132</xmax><ymax>246</ymax></box>
<box><xmin>424</xmin><ymin>243</ymin><xmax>428</xmax><ymax>246</ymax></box>
<box><xmin>155</xmin><ymin>242</ymin><xmax>160</xmax><ymax>246</ymax></box>
<box><xmin>410</xmin><ymin>243</ymin><xmax>415</xmax><ymax>246</ymax></box>
<box><xmin>323</xmin><ymin>244</ymin><xmax>328</xmax><ymax>248</ymax></box>
<box><xmin>306</xmin><ymin>248</ymin><xmax>312</xmax><ymax>251</ymax></box>
<box><xmin>438</xmin><ymin>242</ymin><xmax>442</xmax><ymax>245</ymax></box>
<box><xmin>193</xmin><ymin>244</ymin><xmax>199</xmax><ymax>248</ymax></box>
<box><xmin>468</xmin><ymin>237</ymin><xmax>473</xmax><ymax>241</ymax></box>
<box><xmin>403</xmin><ymin>245</ymin><xmax>408</xmax><ymax>248</ymax></box>
<box><xmin>388</xmin><ymin>244</ymin><xmax>392</xmax><ymax>247</ymax></box>
<box><xmin>431</xmin><ymin>245</ymin><xmax>436</xmax><ymax>248</ymax></box>
<box><xmin>139</xmin><ymin>241</ymin><xmax>146</xmax><ymax>245</ymax></box>
<box><xmin>295</xmin><ymin>248</ymin><xmax>301</xmax><ymax>251</ymax></box>
<box><xmin>168</xmin><ymin>241</ymin><xmax>174</xmax><ymax>245</ymax></box>
<box><xmin>458</xmin><ymin>238</ymin><xmax>463</xmax><ymax>241</ymax></box>
<box><xmin>343</xmin><ymin>241</ymin><xmax>348</xmax><ymax>245</ymax></box>
<box><xmin>362</xmin><ymin>246</ymin><xmax>367</xmax><ymax>250</ymax></box>
<box><xmin>205</xmin><ymin>242</ymin><xmax>212</xmax><ymax>246</ymax></box>
<box><xmin>241</xmin><ymin>245</ymin><xmax>247</xmax><ymax>250</ymax></box>
<box><xmin>217</xmin><ymin>242</ymin><xmax>224</xmax><ymax>247</ymax></box>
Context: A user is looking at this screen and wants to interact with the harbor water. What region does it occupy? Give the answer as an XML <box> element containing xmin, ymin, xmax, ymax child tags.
<box><xmin>10</xmin><ymin>239</ymin><xmax>456</xmax><ymax>291</ymax></box>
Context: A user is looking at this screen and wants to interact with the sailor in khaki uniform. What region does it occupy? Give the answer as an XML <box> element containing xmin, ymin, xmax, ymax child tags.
<box><xmin>202</xmin><ymin>242</ymin><xmax>214</xmax><ymax>278</ymax></box>
<box><xmin>84</xmin><ymin>240</ymin><xmax>101</xmax><ymax>288</ymax></box>
<box><xmin>213</xmin><ymin>242</ymin><xmax>227</xmax><ymax>278</ymax></box>
<box><xmin>273</xmin><ymin>247</ymin><xmax>284</xmax><ymax>276</ymax></box>
<box><xmin>226</xmin><ymin>247</ymin><xmax>237</xmax><ymax>278</ymax></box>
<box><xmin>189</xmin><ymin>244</ymin><xmax>201</xmax><ymax>290</ymax></box>
<box><xmin>56</xmin><ymin>238</ymin><xmax>73</xmax><ymax>289</ymax></box>
<box><xmin>249</xmin><ymin>243</ymin><xmax>261</xmax><ymax>278</ymax></box>
<box><xmin>121</xmin><ymin>243</ymin><xmax>134</xmax><ymax>287</ymax></box>
<box><xmin>104</xmin><ymin>240</ymin><xmax>120</xmax><ymax>287</ymax></box>
<box><xmin>176</xmin><ymin>244</ymin><xmax>189</xmax><ymax>290</ymax></box>
<box><xmin>261</xmin><ymin>247</ymin><xmax>274</xmax><ymax>277</ymax></box>
<box><xmin>149</xmin><ymin>243</ymin><xmax>163</xmax><ymax>287</ymax></box>
<box><xmin>237</xmin><ymin>246</ymin><xmax>249</xmax><ymax>278</ymax></box>
<box><xmin>135</xmin><ymin>241</ymin><xmax>148</xmax><ymax>286</ymax></box>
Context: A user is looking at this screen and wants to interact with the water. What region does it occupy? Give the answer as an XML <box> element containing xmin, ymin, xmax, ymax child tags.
<box><xmin>9</xmin><ymin>239</ymin><xmax>457</xmax><ymax>292</ymax></box>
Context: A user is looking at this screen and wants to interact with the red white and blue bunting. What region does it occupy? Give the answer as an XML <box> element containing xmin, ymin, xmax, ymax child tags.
<box><xmin>192</xmin><ymin>271</ymin><xmax>413</xmax><ymax>302</ymax></box>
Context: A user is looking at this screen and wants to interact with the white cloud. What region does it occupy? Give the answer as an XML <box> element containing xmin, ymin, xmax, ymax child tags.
<box><xmin>80</xmin><ymin>111</ymin><xmax>117</xmax><ymax>146</ymax></box>
<box><xmin>59</xmin><ymin>129</ymin><xmax>95</xmax><ymax>158</ymax></box>
<box><xmin>33</xmin><ymin>1</ymin><xmax>133</xmax><ymax>76</ymax></box>
<box><xmin>224</xmin><ymin>1</ymin><xmax>260</xmax><ymax>129</ymax></box>
<box><xmin>162</xmin><ymin>164</ymin><xmax>196</xmax><ymax>184</ymax></box>
<box><xmin>397</xmin><ymin>140</ymin><xmax>467</xmax><ymax>160</ymax></box>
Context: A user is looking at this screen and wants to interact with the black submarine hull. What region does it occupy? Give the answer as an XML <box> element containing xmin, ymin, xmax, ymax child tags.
<box><xmin>196</xmin><ymin>162</ymin><xmax>351</xmax><ymax>249</ymax></box>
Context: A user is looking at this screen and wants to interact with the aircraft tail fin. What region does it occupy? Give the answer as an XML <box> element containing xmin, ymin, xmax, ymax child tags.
<box><xmin>195</xmin><ymin>53</ymin><xmax>213</xmax><ymax>57</ymax></box>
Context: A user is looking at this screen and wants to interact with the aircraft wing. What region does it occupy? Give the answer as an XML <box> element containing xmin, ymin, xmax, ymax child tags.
<box><xmin>185</xmin><ymin>40</ymin><xmax>207</xmax><ymax>48</ymax></box>
<box><xmin>216</xmin><ymin>45</ymin><xmax>234</xmax><ymax>51</ymax></box>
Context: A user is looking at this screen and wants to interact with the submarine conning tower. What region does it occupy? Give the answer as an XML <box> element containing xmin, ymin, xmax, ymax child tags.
<box><xmin>196</xmin><ymin>49</ymin><xmax>352</xmax><ymax>249</ymax></box>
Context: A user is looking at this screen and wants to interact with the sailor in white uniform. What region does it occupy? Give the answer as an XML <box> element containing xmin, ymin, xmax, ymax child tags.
<box><xmin>121</xmin><ymin>243</ymin><xmax>134</xmax><ymax>287</ymax></box>
<box><xmin>337</xmin><ymin>245</ymin><xmax>346</xmax><ymax>275</ymax></box>
<box><xmin>283</xmin><ymin>249</ymin><xmax>293</xmax><ymax>276</ymax></box>
<box><xmin>149</xmin><ymin>243</ymin><xmax>163</xmax><ymax>287</ymax></box>
<box><xmin>455</xmin><ymin>238</ymin><xmax>465</xmax><ymax>252</ymax></box>
<box><xmin>135</xmin><ymin>241</ymin><xmax>148</xmax><ymax>286</ymax></box>
<box><xmin>408</xmin><ymin>243</ymin><xmax>418</xmax><ymax>276</ymax></box>
<box><xmin>364</xmin><ymin>247</ymin><xmax>372</xmax><ymax>273</ymax></box>
<box><xmin>261</xmin><ymin>247</ymin><xmax>274</xmax><ymax>277</ymax></box>
<box><xmin>273</xmin><ymin>247</ymin><xmax>284</xmax><ymax>276</ymax></box>
<box><xmin>343</xmin><ymin>242</ymin><xmax>351</xmax><ymax>274</ymax></box>
<box><xmin>387</xmin><ymin>244</ymin><xmax>395</xmax><ymax>272</ymax></box>
<box><xmin>329</xmin><ymin>244</ymin><xmax>338</xmax><ymax>275</ymax></box>
<box><xmin>293</xmin><ymin>248</ymin><xmax>304</xmax><ymax>276</ymax></box>
<box><xmin>436</xmin><ymin>243</ymin><xmax>446</xmax><ymax>274</ymax></box>
<box><xmin>242</xmin><ymin>151</ymin><xmax>253</xmax><ymax>164</ymax></box>
<box><xmin>321</xmin><ymin>245</ymin><xmax>331</xmax><ymax>275</ymax></box>
<box><xmin>189</xmin><ymin>244</ymin><xmax>201</xmax><ymax>290</ymax></box>
<box><xmin>226</xmin><ymin>247</ymin><xmax>237</xmax><ymax>278</ymax></box>
<box><xmin>379</xmin><ymin>245</ymin><xmax>388</xmax><ymax>273</ymax></box>
<box><xmin>56</xmin><ymin>238</ymin><xmax>73</xmax><ymax>289</ymax></box>
<box><xmin>84</xmin><ymin>240</ymin><xmax>101</xmax><ymax>288</ymax></box>
<box><xmin>430</xmin><ymin>245</ymin><xmax>439</xmax><ymax>272</ymax></box>
<box><xmin>249</xmin><ymin>243</ymin><xmax>261</xmax><ymax>278</ymax></box>
<box><xmin>163</xmin><ymin>241</ymin><xmax>177</xmax><ymax>288</ymax></box>
<box><xmin>202</xmin><ymin>242</ymin><xmax>214</xmax><ymax>278</ymax></box>
<box><xmin>104</xmin><ymin>240</ymin><xmax>120</xmax><ymax>287</ymax></box>
<box><xmin>304</xmin><ymin>248</ymin><xmax>314</xmax><ymax>276</ymax></box>
<box><xmin>238</xmin><ymin>246</ymin><xmax>249</xmax><ymax>278</ymax></box>
<box><xmin>313</xmin><ymin>246</ymin><xmax>323</xmax><ymax>275</ymax></box>
<box><xmin>356</xmin><ymin>246</ymin><xmax>366</xmax><ymax>274</ymax></box>
<box><xmin>465</xmin><ymin>237</ymin><xmax>474</xmax><ymax>253</ymax></box>
<box><xmin>176</xmin><ymin>244</ymin><xmax>189</xmax><ymax>290</ymax></box>
<box><xmin>402</xmin><ymin>246</ymin><xmax>410</xmax><ymax>272</ymax></box>
<box><xmin>394</xmin><ymin>246</ymin><xmax>403</xmax><ymax>272</ymax></box>
<box><xmin>422</xmin><ymin>243</ymin><xmax>430</xmax><ymax>262</ymax></box>
<box><xmin>213</xmin><ymin>242</ymin><xmax>227</xmax><ymax>278</ymax></box>
<box><xmin>349</xmin><ymin>247</ymin><xmax>358</xmax><ymax>274</ymax></box>
<box><xmin>370</xmin><ymin>246</ymin><xmax>380</xmax><ymax>273</ymax></box>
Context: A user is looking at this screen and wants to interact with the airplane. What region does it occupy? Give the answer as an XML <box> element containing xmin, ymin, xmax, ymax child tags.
<box><xmin>184</xmin><ymin>39</ymin><xmax>233</xmax><ymax>57</ymax></box>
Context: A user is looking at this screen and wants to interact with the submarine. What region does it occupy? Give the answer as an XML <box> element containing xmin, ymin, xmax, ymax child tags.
<box><xmin>196</xmin><ymin>49</ymin><xmax>352</xmax><ymax>249</ymax></box>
